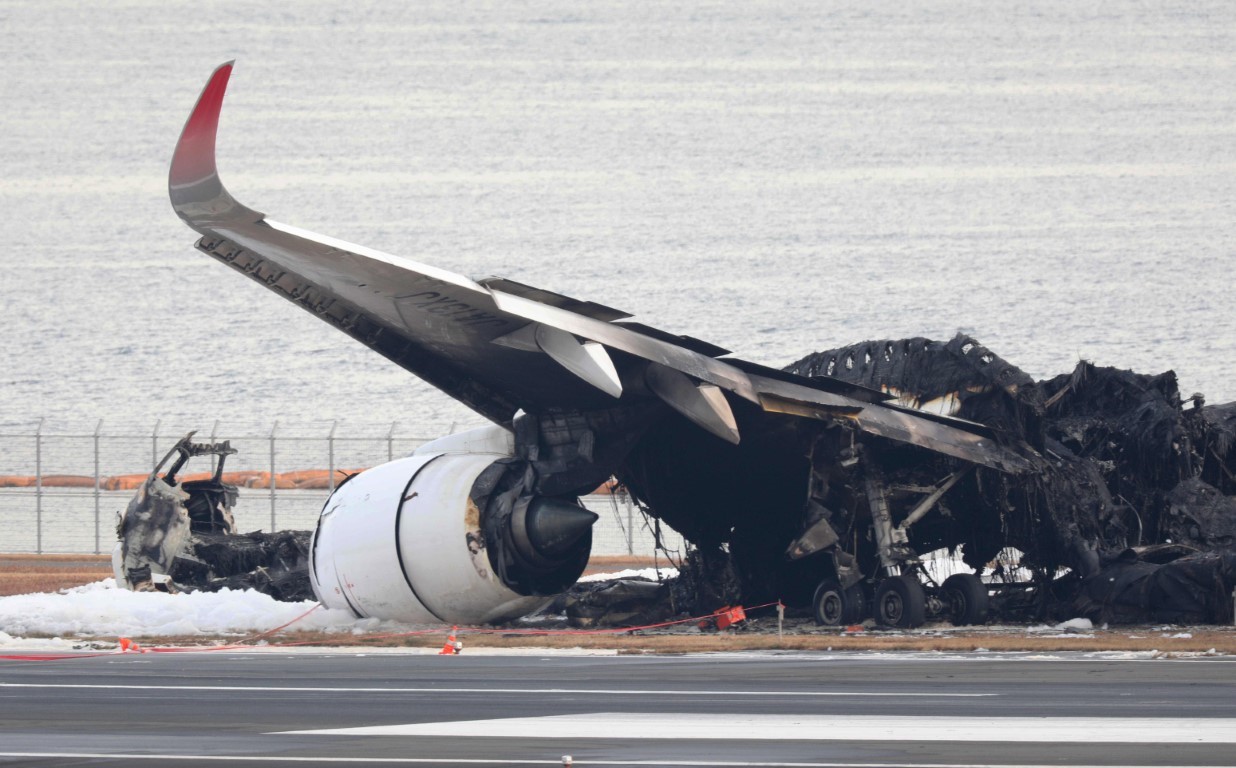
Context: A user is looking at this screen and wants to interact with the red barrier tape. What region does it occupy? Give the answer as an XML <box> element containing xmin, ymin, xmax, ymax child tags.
<box><xmin>257</xmin><ymin>600</ymin><xmax>784</xmax><ymax>647</ymax></box>
<box><xmin>138</xmin><ymin>603</ymin><xmax>326</xmax><ymax>655</ymax></box>
<box><xmin>0</xmin><ymin>600</ymin><xmax>782</xmax><ymax>661</ymax></box>
<box><xmin>0</xmin><ymin>652</ymin><xmax>118</xmax><ymax>662</ymax></box>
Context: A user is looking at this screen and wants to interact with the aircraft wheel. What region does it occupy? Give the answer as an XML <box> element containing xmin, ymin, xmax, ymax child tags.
<box><xmin>875</xmin><ymin>574</ymin><xmax>926</xmax><ymax>628</ymax></box>
<box><xmin>942</xmin><ymin>573</ymin><xmax>989</xmax><ymax>625</ymax></box>
<box><xmin>812</xmin><ymin>579</ymin><xmax>864</xmax><ymax>626</ymax></box>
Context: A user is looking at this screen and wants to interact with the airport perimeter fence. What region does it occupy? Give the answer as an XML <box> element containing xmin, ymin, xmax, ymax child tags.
<box><xmin>0</xmin><ymin>420</ymin><xmax>684</xmax><ymax>558</ymax></box>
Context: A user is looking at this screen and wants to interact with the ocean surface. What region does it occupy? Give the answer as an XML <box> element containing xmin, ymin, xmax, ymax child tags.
<box><xmin>2</xmin><ymin>0</ymin><xmax>1234</xmax><ymax>444</ymax></box>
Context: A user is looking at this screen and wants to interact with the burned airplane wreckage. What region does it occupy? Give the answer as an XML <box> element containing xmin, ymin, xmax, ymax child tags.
<box><xmin>114</xmin><ymin>433</ymin><xmax>313</xmax><ymax>602</ymax></box>
<box><xmin>784</xmin><ymin>336</ymin><xmax>1236</xmax><ymax>625</ymax></box>
<box><xmin>149</xmin><ymin>63</ymin><xmax>1236</xmax><ymax>629</ymax></box>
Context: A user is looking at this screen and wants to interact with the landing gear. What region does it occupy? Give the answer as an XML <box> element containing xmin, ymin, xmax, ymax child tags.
<box><xmin>812</xmin><ymin>579</ymin><xmax>864</xmax><ymax>626</ymax></box>
<box><xmin>875</xmin><ymin>574</ymin><xmax>926</xmax><ymax>628</ymax></box>
<box><xmin>942</xmin><ymin>573</ymin><xmax>989</xmax><ymax>625</ymax></box>
<box><xmin>795</xmin><ymin>457</ymin><xmax>988</xmax><ymax>629</ymax></box>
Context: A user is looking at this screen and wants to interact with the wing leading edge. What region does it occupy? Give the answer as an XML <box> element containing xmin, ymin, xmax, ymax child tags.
<box><xmin>169</xmin><ymin>63</ymin><xmax>1034</xmax><ymax>473</ymax></box>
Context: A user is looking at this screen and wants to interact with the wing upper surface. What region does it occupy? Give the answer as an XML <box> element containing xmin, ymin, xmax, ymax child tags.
<box><xmin>169</xmin><ymin>63</ymin><xmax>1034</xmax><ymax>473</ymax></box>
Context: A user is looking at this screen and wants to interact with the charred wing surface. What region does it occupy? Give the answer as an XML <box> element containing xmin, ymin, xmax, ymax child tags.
<box><xmin>168</xmin><ymin>64</ymin><xmax>1034</xmax><ymax>626</ymax></box>
<box><xmin>113</xmin><ymin>432</ymin><xmax>313</xmax><ymax>600</ymax></box>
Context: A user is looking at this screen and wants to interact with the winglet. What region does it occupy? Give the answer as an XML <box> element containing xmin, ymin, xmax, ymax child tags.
<box><xmin>169</xmin><ymin>61</ymin><xmax>262</xmax><ymax>228</ymax></box>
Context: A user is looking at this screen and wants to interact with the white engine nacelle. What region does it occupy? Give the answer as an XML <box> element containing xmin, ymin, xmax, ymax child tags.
<box><xmin>309</xmin><ymin>430</ymin><xmax>596</xmax><ymax>625</ymax></box>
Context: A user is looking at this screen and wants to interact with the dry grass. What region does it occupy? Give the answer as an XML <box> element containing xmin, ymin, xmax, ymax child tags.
<box><xmin>0</xmin><ymin>564</ymin><xmax>111</xmax><ymax>596</ymax></box>
<box><xmin>585</xmin><ymin>555</ymin><xmax>662</xmax><ymax>566</ymax></box>
<box><xmin>0</xmin><ymin>554</ymin><xmax>111</xmax><ymax>563</ymax></box>
<box><xmin>98</xmin><ymin>627</ymin><xmax>1236</xmax><ymax>655</ymax></box>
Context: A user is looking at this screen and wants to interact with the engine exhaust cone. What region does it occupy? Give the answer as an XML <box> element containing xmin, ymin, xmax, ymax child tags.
<box><xmin>525</xmin><ymin>497</ymin><xmax>599</xmax><ymax>557</ymax></box>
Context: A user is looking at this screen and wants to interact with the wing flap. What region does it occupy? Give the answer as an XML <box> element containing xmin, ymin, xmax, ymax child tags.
<box><xmin>755</xmin><ymin>383</ymin><xmax>1034</xmax><ymax>474</ymax></box>
<box><xmin>489</xmin><ymin>288</ymin><xmax>761</xmax><ymax>403</ymax></box>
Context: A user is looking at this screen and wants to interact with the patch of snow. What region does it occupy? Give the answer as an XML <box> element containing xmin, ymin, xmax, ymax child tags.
<box><xmin>0</xmin><ymin>631</ymin><xmax>79</xmax><ymax>650</ymax></box>
<box><xmin>578</xmin><ymin>567</ymin><xmax>677</xmax><ymax>583</ymax></box>
<box><xmin>1053</xmin><ymin>618</ymin><xmax>1094</xmax><ymax>632</ymax></box>
<box><xmin>0</xmin><ymin>579</ymin><xmax>364</xmax><ymax>638</ymax></box>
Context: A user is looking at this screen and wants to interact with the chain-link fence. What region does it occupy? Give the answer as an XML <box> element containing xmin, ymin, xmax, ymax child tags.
<box><xmin>0</xmin><ymin>420</ymin><xmax>683</xmax><ymax>558</ymax></box>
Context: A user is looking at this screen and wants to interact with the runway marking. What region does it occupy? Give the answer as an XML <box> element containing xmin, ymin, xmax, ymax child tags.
<box><xmin>0</xmin><ymin>758</ymin><xmax>1228</xmax><ymax>768</ymax></box>
<box><xmin>0</xmin><ymin>682</ymin><xmax>990</xmax><ymax>697</ymax></box>
<box><xmin>282</xmin><ymin>713</ymin><xmax>1236</xmax><ymax>743</ymax></box>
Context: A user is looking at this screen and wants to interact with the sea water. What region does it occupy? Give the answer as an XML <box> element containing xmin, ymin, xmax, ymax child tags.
<box><xmin>1</xmin><ymin>0</ymin><xmax>1233</xmax><ymax>440</ymax></box>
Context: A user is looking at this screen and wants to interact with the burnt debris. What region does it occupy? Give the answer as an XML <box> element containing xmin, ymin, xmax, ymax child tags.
<box><xmin>113</xmin><ymin>433</ymin><xmax>313</xmax><ymax>601</ymax></box>
<box><xmin>775</xmin><ymin>334</ymin><xmax>1236</xmax><ymax>624</ymax></box>
<box><xmin>570</xmin><ymin>337</ymin><xmax>1236</xmax><ymax>628</ymax></box>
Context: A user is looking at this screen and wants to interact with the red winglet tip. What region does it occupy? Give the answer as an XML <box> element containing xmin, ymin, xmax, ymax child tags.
<box><xmin>169</xmin><ymin>62</ymin><xmax>235</xmax><ymax>189</ymax></box>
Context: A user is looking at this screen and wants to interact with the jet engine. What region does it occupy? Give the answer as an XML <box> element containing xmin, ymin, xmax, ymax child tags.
<box><xmin>309</xmin><ymin>426</ymin><xmax>598</xmax><ymax>624</ymax></box>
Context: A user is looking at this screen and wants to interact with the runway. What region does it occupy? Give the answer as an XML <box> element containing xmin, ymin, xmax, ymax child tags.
<box><xmin>0</xmin><ymin>650</ymin><xmax>1233</xmax><ymax>767</ymax></box>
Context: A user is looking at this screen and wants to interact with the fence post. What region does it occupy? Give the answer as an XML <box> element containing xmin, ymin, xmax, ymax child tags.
<box><xmin>151</xmin><ymin>419</ymin><xmax>161</xmax><ymax>470</ymax></box>
<box><xmin>93</xmin><ymin>418</ymin><xmax>103</xmax><ymax>555</ymax></box>
<box><xmin>209</xmin><ymin>419</ymin><xmax>220</xmax><ymax>475</ymax></box>
<box><xmin>328</xmin><ymin>420</ymin><xmax>338</xmax><ymax>492</ymax></box>
<box><xmin>625</xmin><ymin>492</ymin><xmax>634</xmax><ymax>555</ymax></box>
<box><xmin>387</xmin><ymin>421</ymin><xmax>397</xmax><ymax>463</ymax></box>
<box><xmin>269</xmin><ymin>421</ymin><xmax>279</xmax><ymax>531</ymax></box>
<box><xmin>35</xmin><ymin>417</ymin><xmax>44</xmax><ymax>555</ymax></box>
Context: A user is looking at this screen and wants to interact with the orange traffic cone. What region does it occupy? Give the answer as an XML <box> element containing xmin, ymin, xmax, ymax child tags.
<box><xmin>438</xmin><ymin>626</ymin><xmax>462</xmax><ymax>655</ymax></box>
<box><xmin>118</xmin><ymin>637</ymin><xmax>146</xmax><ymax>653</ymax></box>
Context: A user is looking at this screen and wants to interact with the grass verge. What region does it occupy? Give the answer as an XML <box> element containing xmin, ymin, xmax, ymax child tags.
<box><xmin>81</xmin><ymin>626</ymin><xmax>1236</xmax><ymax>655</ymax></box>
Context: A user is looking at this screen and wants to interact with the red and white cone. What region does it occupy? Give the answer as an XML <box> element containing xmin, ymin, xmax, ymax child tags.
<box><xmin>438</xmin><ymin>626</ymin><xmax>462</xmax><ymax>655</ymax></box>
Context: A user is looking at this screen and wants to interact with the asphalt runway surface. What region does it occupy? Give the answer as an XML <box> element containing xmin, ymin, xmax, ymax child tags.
<box><xmin>0</xmin><ymin>649</ymin><xmax>1233</xmax><ymax>767</ymax></box>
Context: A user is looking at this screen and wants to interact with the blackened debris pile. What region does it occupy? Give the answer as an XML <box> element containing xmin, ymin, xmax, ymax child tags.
<box><xmin>553</xmin><ymin>578</ymin><xmax>670</xmax><ymax>628</ymax></box>
<box><xmin>171</xmin><ymin>530</ymin><xmax>314</xmax><ymax>601</ymax></box>
<box><xmin>785</xmin><ymin>334</ymin><xmax>1236</xmax><ymax>623</ymax></box>
<box><xmin>1072</xmin><ymin>546</ymin><xmax>1236</xmax><ymax>624</ymax></box>
<box><xmin>113</xmin><ymin>433</ymin><xmax>314</xmax><ymax>602</ymax></box>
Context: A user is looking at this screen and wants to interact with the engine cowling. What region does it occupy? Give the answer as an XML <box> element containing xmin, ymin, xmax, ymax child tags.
<box><xmin>309</xmin><ymin>428</ymin><xmax>597</xmax><ymax>625</ymax></box>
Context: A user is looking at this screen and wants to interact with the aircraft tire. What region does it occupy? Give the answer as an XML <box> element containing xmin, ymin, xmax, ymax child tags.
<box><xmin>875</xmin><ymin>574</ymin><xmax>926</xmax><ymax>628</ymax></box>
<box><xmin>942</xmin><ymin>573</ymin><xmax>989</xmax><ymax>625</ymax></box>
<box><xmin>812</xmin><ymin>579</ymin><xmax>864</xmax><ymax>626</ymax></box>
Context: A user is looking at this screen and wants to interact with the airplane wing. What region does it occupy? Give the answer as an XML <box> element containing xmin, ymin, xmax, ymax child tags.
<box><xmin>170</xmin><ymin>63</ymin><xmax>1033</xmax><ymax>474</ymax></box>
